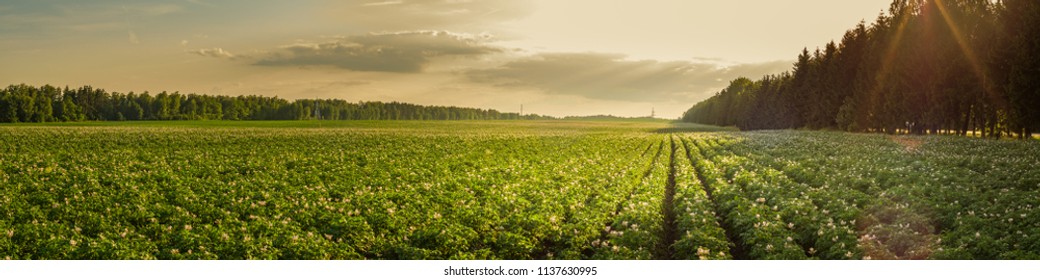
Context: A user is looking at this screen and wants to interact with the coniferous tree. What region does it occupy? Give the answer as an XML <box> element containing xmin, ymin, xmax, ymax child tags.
<box><xmin>684</xmin><ymin>0</ymin><xmax>1035</xmax><ymax>139</ymax></box>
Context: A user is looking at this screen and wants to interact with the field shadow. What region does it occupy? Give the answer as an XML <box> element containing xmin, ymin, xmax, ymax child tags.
<box><xmin>653</xmin><ymin>122</ymin><xmax>738</xmax><ymax>134</ymax></box>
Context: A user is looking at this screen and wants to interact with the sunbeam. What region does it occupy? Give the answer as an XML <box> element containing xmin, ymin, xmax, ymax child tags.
<box><xmin>933</xmin><ymin>0</ymin><xmax>992</xmax><ymax>96</ymax></box>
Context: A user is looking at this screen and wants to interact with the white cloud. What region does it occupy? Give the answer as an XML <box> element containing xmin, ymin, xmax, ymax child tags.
<box><xmin>191</xmin><ymin>47</ymin><xmax>236</xmax><ymax>59</ymax></box>
<box><xmin>330</xmin><ymin>0</ymin><xmax>534</xmax><ymax>31</ymax></box>
<box><xmin>255</xmin><ymin>31</ymin><xmax>499</xmax><ymax>72</ymax></box>
<box><xmin>128</xmin><ymin>30</ymin><xmax>140</xmax><ymax>44</ymax></box>
<box><xmin>467</xmin><ymin>52</ymin><xmax>793</xmax><ymax>102</ymax></box>
<box><xmin>362</xmin><ymin>1</ymin><xmax>404</xmax><ymax>7</ymax></box>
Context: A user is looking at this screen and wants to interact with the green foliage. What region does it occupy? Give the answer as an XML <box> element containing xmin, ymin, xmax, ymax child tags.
<box><xmin>735</xmin><ymin>130</ymin><xmax>1040</xmax><ymax>259</ymax></box>
<box><xmin>0</xmin><ymin>122</ymin><xmax>1036</xmax><ymax>260</ymax></box>
<box><xmin>684</xmin><ymin>0</ymin><xmax>1039</xmax><ymax>139</ymax></box>
<box><xmin>0</xmin><ymin>84</ymin><xmax>554</xmax><ymax>123</ymax></box>
<box><xmin>0</xmin><ymin>122</ymin><xmax>661</xmax><ymax>259</ymax></box>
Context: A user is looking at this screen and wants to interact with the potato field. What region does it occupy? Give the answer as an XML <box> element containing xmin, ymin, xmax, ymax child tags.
<box><xmin>0</xmin><ymin>121</ymin><xmax>1037</xmax><ymax>259</ymax></box>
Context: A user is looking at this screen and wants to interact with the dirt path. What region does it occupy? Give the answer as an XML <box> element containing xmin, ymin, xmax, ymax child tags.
<box><xmin>890</xmin><ymin>136</ymin><xmax>923</xmax><ymax>152</ymax></box>
<box><xmin>655</xmin><ymin>137</ymin><xmax>678</xmax><ymax>259</ymax></box>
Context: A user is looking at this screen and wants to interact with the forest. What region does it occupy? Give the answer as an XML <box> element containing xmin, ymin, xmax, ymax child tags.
<box><xmin>682</xmin><ymin>0</ymin><xmax>1039</xmax><ymax>139</ymax></box>
<box><xmin>0</xmin><ymin>84</ymin><xmax>550</xmax><ymax>122</ymax></box>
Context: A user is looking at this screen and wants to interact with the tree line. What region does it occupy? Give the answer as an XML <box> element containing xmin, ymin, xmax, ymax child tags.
<box><xmin>682</xmin><ymin>0</ymin><xmax>1039</xmax><ymax>139</ymax></box>
<box><xmin>0</xmin><ymin>84</ymin><xmax>552</xmax><ymax>122</ymax></box>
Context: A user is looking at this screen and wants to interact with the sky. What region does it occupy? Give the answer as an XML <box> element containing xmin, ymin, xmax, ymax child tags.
<box><xmin>0</xmin><ymin>0</ymin><xmax>893</xmax><ymax>118</ymax></box>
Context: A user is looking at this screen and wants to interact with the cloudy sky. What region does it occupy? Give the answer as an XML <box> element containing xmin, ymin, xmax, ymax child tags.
<box><xmin>0</xmin><ymin>0</ymin><xmax>891</xmax><ymax>118</ymax></box>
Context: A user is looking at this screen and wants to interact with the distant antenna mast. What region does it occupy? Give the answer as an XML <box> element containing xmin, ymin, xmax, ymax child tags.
<box><xmin>651</xmin><ymin>107</ymin><xmax>655</xmax><ymax>118</ymax></box>
<box><xmin>520</xmin><ymin>104</ymin><xmax>524</xmax><ymax>117</ymax></box>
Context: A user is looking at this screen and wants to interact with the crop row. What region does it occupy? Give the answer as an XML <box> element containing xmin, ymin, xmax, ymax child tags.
<box><xmin>684</xmin><ymin>135</ymin><xmax>864</xmax><ymax>259</ymax></box>
<box><xmin>671</xmin><ymin>137</ymin><xmax>731</xmax><ymax>259</ymax></box>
